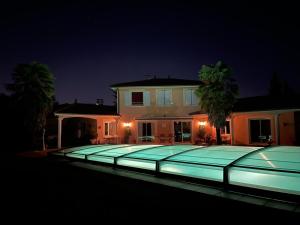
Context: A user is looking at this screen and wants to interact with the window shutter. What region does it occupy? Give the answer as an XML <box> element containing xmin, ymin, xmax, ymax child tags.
<box><xmin>192</xmin><ymin>90</ymin><xmax>199</xmax><ymax>105</ymax></box>
<box><xmin>138</xmin><ymin>122</ymin><xmax>143</xmax><ymax>137</ymax></box>
<box><xmin>151</xmin><ymin>122</ymin><xmax>155</xmax><ymax>137</ymax></box>
<box><xmin>109</xmin><ymin>122</ymin><xmax>116</xmax><ymax>135</ymax></box>
<box><xmin>156</xmin><ymin>90</ymin><xmax>164</xmax><ymax>105</ymax></box>
<box><xmin>124</xmin><ymin>91</ymin><xmax>131</xmax><ymax>106</ymax></box>
<box><xmin>143</xmin><ymin>91</ymin><xmax>150</xmax><ymax>106</ymax></box>
<box><xmin>184</xmin><ymin>89</ymin><xmax>191</xmax><ymax>105</ymax></box>
<box><xmin>165</xmin><ymin>89</ymin><xmax>172</xmax><ymax>105</ymax></box>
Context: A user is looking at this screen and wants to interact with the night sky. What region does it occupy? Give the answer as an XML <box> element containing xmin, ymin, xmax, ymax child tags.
<box><xmin>1</xmin><ymin>1</ymin><xmax>299</xmax><ymax>105</ymax></box>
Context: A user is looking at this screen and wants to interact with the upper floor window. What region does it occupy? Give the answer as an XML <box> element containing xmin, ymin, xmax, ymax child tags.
<box><xmin>184</xmin><ymin>89</ymin><xmax>198</xmax><ymax>106</ymax></box>
<box><xmin>132</xmin><ymin>92</ymin><xmax>143</xmax><ymax>105</ymax></box>
<box><xmin>157</xmin><ymin>89</ymin><xmax>172</xmax><ymax>105</ymax></box>
<box><xmin>124</xmin><ymin>91</ymin><xmax>150</xmax><ymax>106</ymax></box>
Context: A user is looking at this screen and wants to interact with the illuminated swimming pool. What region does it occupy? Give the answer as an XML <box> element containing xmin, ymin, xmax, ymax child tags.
<box><xmin>55</xmin><ymin>145</ymin><xmax>300</xmax><ymax>196</ymax></box>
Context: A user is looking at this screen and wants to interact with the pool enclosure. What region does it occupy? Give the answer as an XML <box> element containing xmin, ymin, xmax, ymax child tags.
<box><xmin>54</xmin><ymin>144</ymin><xmax>300</xmax><ymax>196</ymax></box>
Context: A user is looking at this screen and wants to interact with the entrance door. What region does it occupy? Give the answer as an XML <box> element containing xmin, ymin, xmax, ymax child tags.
<box><xmin>174</xmin><ymin>121</ymin><xmax>192</xmax><ymax>143</ymax></box>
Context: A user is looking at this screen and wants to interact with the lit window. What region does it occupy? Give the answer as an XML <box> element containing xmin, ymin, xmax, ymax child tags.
<box><xmin>104</xmin><ymin>122</ymin><xmax>115</xmax><ymax>136</ymax></box>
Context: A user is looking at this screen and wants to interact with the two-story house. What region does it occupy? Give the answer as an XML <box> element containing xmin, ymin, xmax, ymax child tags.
<box><xmin>55</xmin><ymin>77</ymin><xmax>300</xmax><ymax>148</ymax></box>
<box><xmin>111</xmin><ymin>78</ymin><xmax>204</xmax><ymax>144</ymax></box>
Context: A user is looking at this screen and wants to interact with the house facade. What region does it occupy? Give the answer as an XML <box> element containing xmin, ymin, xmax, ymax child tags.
<box><xmin>112</xmin><ymin>78</ymin><xmax>203</xmax><ymax>145</ymax></box>
<box><xmin>55</xmin><ymin>78</ymin><xmax>300</xmax><ymax>148</ymax></box>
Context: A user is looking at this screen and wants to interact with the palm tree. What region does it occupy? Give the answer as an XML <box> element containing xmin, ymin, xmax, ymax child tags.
<box><xmin>7</xmin><ymin>61</ymin><xmax>55</xmax><ymax>150</ymax></box>
<box><xmin>196</xmin><ymin>61</ymin><xmax>239</xmax><ymax>145</ymax></box>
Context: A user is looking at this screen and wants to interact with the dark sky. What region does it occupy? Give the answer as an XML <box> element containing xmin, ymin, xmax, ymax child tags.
<box><xmin>1</xmin><ymin>0</ymin><xmax>299</xmax><ymax>105</ymax></box>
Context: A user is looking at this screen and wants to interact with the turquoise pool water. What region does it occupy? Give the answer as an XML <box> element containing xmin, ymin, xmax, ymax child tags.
<box><xmin>56</xmin><ymin>145</ymin><xmax>300</xmax><ymax>195</ymax></box>
<box><xmin>87</xmin><ymin>145</ymin><xmax>162</xmax><ymax>164</ymax></box>
<box><xmin>117</xmin><ymin>145</ymin><xmax>203</xmax><ymax>170</ymax></box>
<box><xmin>66</xmin><ymin>144</ymin><xmax>131</xmax><ymax>159</ymax></box>
<box><xmin>229</xmin><ymin>146</ymin><xmax>300</xmax><ymax>195</ymax></box>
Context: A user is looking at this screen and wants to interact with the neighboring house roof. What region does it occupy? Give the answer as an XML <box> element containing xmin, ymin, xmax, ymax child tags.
<box><xmin>190</xmin><ymin>95</ymin><xmax>300</xmax><ymax>115</ymax></box>
<box><xmin>111</xmin><ymin>77</ymin><xmax>202</xmax><ymax>88</ymax></box>
<box><xmin>55</xmin><ymin>103</ymin><xmax>118</xmax><ymax>115</ymax></box>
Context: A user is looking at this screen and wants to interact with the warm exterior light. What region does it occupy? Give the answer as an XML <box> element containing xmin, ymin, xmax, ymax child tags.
<box><xmin>198</xmin><ymin>121</ymin><xmax>207</xmax><ymax>126</ymax></box>
<box><xmin>123</xmin><ymin>122</ymin><xmax>132</xmax><ymax>127</ymax></box>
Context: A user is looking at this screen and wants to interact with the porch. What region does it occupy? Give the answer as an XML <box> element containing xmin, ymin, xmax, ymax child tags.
<box><xmin>133</xmin><ymin>117</ymin><xmax>231</xmax><ymax>145</ymax></box>
<box><xmin>55</xmin><ymin>113</ymin><xmax>120</xmax><ymax>149</ymax></box>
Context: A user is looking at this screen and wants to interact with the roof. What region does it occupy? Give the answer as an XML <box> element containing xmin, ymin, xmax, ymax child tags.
<box><xmin>233</xmin><ymin>95</ymin><xmax>300</xmax><ymax>112</ymax></box>
<box><xmin>111</xmin><ymin>77</ymin><xmax>202</xmax><ymax>88</ymax></box>
<box><xmin>190</xmin><ymin>95</ymin><xmax>300</xmax><ymax>115</ymax></box>
<box><xmin>55</xmin><ymin>103</ymin><xmax>118</xmax><ymax>116</ymax></box>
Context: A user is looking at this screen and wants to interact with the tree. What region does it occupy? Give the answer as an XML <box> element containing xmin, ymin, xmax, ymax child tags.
<box><xmin>6</xmin><ymin>61</ymin><xmax>55</xmax><ymax>151</ymax></box>
<box><xmin>196</xmin><ymin>61</ymin><xmax>239</xmax><ymax>145</ymax></box>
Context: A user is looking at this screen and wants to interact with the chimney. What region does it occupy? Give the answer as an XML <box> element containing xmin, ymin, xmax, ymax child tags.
<box><xmin>74</xmin><ymin>98</ymin><xmax>78</xmax><ymax>104</ymax></box>
<box><xmin>96</xmin><ymin>98</ymin><xmax>103</xmax><ymax>106</ymax></box>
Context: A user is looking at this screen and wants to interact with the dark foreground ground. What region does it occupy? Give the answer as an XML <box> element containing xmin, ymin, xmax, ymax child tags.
<box><xmin>1</xmin><ymin>155</ymin><xmax>299</xmax><ymax>223</ymax></box>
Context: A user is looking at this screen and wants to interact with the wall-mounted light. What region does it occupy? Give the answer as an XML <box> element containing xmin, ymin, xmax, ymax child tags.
<box><xmin>123</xmin><ymin>122</ymin><xmax>132</xmax><ymax>128</ymax></box>
<box><xmin>198</xmin><ymin>121</ymin><xmax>207</xmax><ymax>126</ymax></box>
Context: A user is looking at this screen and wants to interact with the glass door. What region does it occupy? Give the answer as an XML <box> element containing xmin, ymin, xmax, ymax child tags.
<box><xmin>138</xmin><ymin>122</ymin><xmax>154</xmax><ymax>142</ymax></box>
<box><xmin>174</xmin><ymin>121</ymin><xmax>191</xmax><ymax>143</ymax></box>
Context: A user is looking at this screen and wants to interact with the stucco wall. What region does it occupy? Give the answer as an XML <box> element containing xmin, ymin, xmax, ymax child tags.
<box><xmin>118</xmin><ymin>87</ymin><xmax>200</xmax><ymax>117</ymax></box>
<box><xmin>96</xmin><ymin>116</ymin><xmax>120</xmax><ymax>144</ymax></box>
<box><xmin>279</xmin><ymin>112</ymin><xmax>295</xmax><ymax>145</ymax></box>
<box><xmin>232</xmin><ymin>112</ymin><xmax>276</xmax><ymax>145</ymax></box>
<box><xmin>116</xmin><ymin>86</ymin><xmax>201</xmax><ymax>144</ymax></box>
<box><xmin>192</xmin><ymin>114</ymin><xmax>216</xmax><ymax>142</ymax></box>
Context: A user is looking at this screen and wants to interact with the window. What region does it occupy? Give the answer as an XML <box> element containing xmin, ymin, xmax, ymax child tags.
<box><xmin>132</xmin><ymin>92</ymin><xmax>143</xmax><ymax>105</ymax></box>
<box><xmin>138</xmin><ymin>122</ymin><xmax>153</xmax><ymax>142</ymax></box>
<box><xmin>124</xmin><ymin>91</ymin><xmax>150</xmax><ymax>106</ymax></box>
<box><xmin>184</xmin><ymin>89</ymin><xmax>198</xmax><ymax>105</ymax></box>
<box><xmin>142</xmin><ymin>123</ymin><xmax>152</xmax><ymax>137</ymax></box>
<box><xmin>174</xmin><ymin>121</ymin><xmax>191</xmax><ymax>142</ymax></box>
<box><xmin>104</xmin><ymin>122</ymin><xmax>109</xmax><ymax>136</ymax></box>
<box><xmin>250</xmin><ymin>119</ymin><xmax>271</xmax><ymax>143</ymax></box>
<box><xmin>221</xmin><ymin>121</ymin><xmax>231</xmax><ymax>135</ymax></box>
<box><xmin>104</xmin><ymin>122</ymin><xmax>115</xmax><ymax>136</ymax></box>
<box><xmin>157</xmin><ymin>89</ymin><xmax>172</xmax><ymax>105</ymax></box>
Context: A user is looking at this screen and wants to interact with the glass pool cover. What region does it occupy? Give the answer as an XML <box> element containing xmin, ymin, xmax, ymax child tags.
<box><xmin>56</xmin><ymin>145</ymin><xmax>300</xmax><ymax>195</ymax></box>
